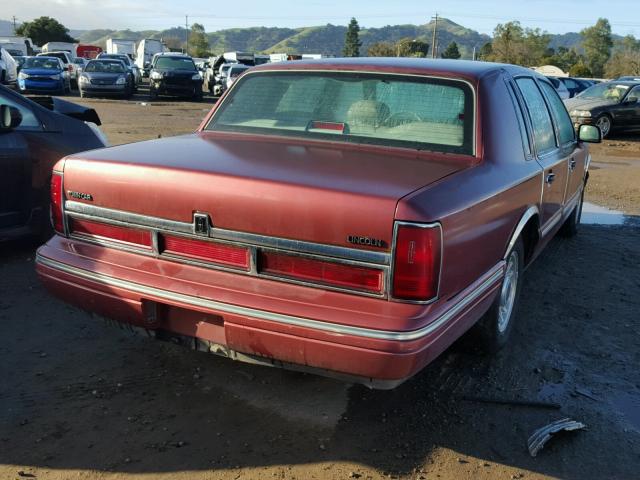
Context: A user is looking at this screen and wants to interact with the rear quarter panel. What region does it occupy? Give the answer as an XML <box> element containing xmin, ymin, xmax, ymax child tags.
<box><xmin>396</xmin><ymin>69</ymin><xmax>542</xmax><ymax>301</ymax></box>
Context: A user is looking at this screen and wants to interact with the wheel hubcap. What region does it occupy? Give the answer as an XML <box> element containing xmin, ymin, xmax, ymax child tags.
<box><xmin>596</xmin><ymin>117</ymin><xmax>610</xmax><ymax>137</ymax></box>
<box><xmin>497</xmin><ymin>250</ymin><xmax>519</xmax><ymax>333</ymax></box>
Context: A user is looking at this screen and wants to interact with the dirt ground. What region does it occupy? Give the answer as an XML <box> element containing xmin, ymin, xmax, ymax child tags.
<box><xmin>1</xmin><ymin>86</ymin><xmax>640</xmax><ymax>479</ymax></box>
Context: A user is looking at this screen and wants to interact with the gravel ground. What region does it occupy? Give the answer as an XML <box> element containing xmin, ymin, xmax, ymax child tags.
<box><xmin>1</xmin><ymin>85</ymin><xmax>639</xmax><ymax>480</ymax></box>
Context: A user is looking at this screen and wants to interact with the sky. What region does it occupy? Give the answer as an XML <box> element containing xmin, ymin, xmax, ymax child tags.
<box><xmin>6</xmin><ymin>0</ymin><xmax>640</xmax><ymax>36</ymax></box>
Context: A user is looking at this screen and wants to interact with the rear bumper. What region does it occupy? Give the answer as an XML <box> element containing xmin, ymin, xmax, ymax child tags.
<box><xmin>36</xmin><ymin>237</ymin><xmax>503</xmax><ymax>387</ymax></box>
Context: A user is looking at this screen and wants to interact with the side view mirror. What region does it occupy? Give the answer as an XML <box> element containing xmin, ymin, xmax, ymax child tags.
<box><xmin>578</xmin><ymin>124</ymin><xmax>601</xmax><ymax>143</ymax></box>
<box><xmin>0</xmin><ymin>104</ymin><xmax>22</xmax><ymax>132</ymax></box>
<box><xmin>626</xmin><ymin>96</ymin><xmax>639</xmax><ymax>104</ymax></box>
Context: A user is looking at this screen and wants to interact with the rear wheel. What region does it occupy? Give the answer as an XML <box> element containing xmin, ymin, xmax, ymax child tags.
<box><xmin>560</xmin><ymin>187</ymin><xmax>584</xmax><ymax>237</ymax></box>
<box><xmin>469</xmin><ymin>237</ymin><xmax>524</xmax><ymax>353</ymax></box>
<box><xmin>595</xmin><ymin>114</ymin><xmax>612</xmax><ymax>138</ymax></box>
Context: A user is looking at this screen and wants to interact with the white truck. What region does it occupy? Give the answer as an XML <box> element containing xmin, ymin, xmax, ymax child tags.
<box><xmin>0</xmin><ymin>36</ymin><xmax>38</xmax><ymax>55</ymax></box>
<box><xmin>42</xmin><ymin>42</ymin><xmax>77</xmax><ymax>56</ymax></box>
<box><xmin>105</xmin><ymin>38</ymin><xmax>136</xmax><ymax>58</ymax></box>
<box><xmin>135</xmin><ymin>39</ymin><xmax>166</xmax><ymax>74</ymax></box>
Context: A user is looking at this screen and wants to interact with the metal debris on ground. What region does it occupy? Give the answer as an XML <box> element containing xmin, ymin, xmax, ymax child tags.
<box><xmin>527</xmin><ymin>418</ymin><xmax>586</xmax><ymax>457</ymax></box>
<box><xmin>461</xmin><ymin>395</ymin><xmax>561</xmax><ymax>410</ymax></box>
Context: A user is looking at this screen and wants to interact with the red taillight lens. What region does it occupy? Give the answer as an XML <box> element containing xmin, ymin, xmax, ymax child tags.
<box><xmin>71</xmin><ymin>218</ymin><xmax>152</xmax><ymax>248</ymax></box>
<box><xmin>50</xmin><ymin>174</ymin><xmax>64</xmax><ymax>235</ymax></box>
<box><xmin>392</xmin><ymin>223</ymin><xmax>441</xmax><ymax>301</ymax></box>
<box><xmin>161</xmin><ymin>234</ymin><xmax>250</xmax><ymax>269</ymax></box>
<box><xmin>259</xmin><ymin>251</ymin><xmax>383</xmax><ymax>294</ymax></box>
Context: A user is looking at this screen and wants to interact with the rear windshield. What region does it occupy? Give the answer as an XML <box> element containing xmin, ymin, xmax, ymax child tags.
<box><xmin>85</xmin><ymin>61</ymin><xmax>125</xmax><ymax>73</ymax></box>
<box><xmin>24</xmin><ymin>57</ymin><xmax>61</xmax><ymax>70</ymax></box>
<box><xmin>155</xmin><ymin>57</ymin><xmax>196</xmax><ymax>71</ymax></box>
<box><xmin>42</xmin><ymin>52</ymin><xmax>67</xmax><ymax>63</ymax></box>
<box><xmin>206</xmin><ymin>71</ymin><xmax>474</xmax><ymax>154</ymax></box>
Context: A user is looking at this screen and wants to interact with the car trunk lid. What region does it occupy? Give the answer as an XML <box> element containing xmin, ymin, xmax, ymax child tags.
<box><xmin>61</xmin><ymin>132</ymin><xmax>474</xmax><ymax>251</ymax></box>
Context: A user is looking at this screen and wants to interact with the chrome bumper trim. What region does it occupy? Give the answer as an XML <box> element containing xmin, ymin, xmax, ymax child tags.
<box><xmin>36</xmin><ymin>254</ymin><xmax>503</xmax><ymax>342</ymax></box>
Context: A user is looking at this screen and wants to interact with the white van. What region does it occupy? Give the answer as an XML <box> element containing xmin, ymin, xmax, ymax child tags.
<box><xmin>0</xmin><ymin>47</ymin><xmax>18</xmax><ymax>84</ymax></box>
<box><xmin>136</xmin><ymin>39</ymin><xmax>166</xmax><ymax>74</ymax></box>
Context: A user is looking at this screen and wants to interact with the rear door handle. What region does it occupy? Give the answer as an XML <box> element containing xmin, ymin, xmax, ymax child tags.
<box><xmin>546</xmin><ymin>172</ymin><xmax>556</xmax><ymax>184</ymax></box>
<box><xmin>569</xmin><ymin>158</ymin><xmax>577</xmax><ymax>171</ymax></box>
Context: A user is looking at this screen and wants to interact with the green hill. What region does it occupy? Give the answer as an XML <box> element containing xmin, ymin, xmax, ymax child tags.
<box><xmin>8</xmin><ymin>17</ymin><xmax>614</xmax><ymax>59</ymax></box>
<box><xmin>72</xmin><ymin>18</ymin><xmax>490</xmax><ymax>58</ymax></box>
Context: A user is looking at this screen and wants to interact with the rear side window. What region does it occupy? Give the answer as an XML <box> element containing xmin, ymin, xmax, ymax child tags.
<box><xmin>539</xmin><ymin>80</ymin><xmax>575</xmax><ymax>145</ymax></box>
<box><xmin>516</xmin><ymin>78</ymin><xmax>556</xmax><ymax>154</ymax></box>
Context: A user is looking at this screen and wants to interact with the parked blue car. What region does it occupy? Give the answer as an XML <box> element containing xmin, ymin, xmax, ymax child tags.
<box><xmin>17</xmin><ymin>56</ymin><xmax>70</xmax><ymax>95</ymax></box>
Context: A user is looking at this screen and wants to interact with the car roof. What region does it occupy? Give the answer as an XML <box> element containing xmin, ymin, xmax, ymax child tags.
<box><xmin>89</xmin><ymin>58</ymin><xmax>125</xmax><ymax>63</ymax></box>
<box><xmin>249</xmin><ymin>57</ymin><xmax>537</xmax><ymax>82</ymax></box>
<box><xmin>603</xmin><ymin>80</ymin><xmax>640</xmax><ymax>86</ymax></box>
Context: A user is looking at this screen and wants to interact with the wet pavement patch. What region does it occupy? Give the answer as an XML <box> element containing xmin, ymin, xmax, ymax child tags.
<box><xmin>581</xmin><ymin>202</ymin><xmax>640</xmax><ymax>226</ymax></box>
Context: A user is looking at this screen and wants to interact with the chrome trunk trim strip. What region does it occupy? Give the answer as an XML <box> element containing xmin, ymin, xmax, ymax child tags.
<box><xmin>64</xmin><ymin>201</ymin><xmax>390</xmax><ymax>265</ymax></box>
<box><xmin>36</xmin><ymin>254</ymin><xmax>503</xmax><ymax>342</ymax></box>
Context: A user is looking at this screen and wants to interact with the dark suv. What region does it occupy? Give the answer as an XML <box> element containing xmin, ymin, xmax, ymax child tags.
<box><xmin>149</xmin><ymin>54</ymin><xmax>203</xmax><ymax>100</ymax></box>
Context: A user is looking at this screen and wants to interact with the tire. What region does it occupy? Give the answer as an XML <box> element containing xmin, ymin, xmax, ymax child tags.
<box><xmin>595</xmin><ymin>114</ymin><xmax>612</xmax><ymax>138</ymax></box>
<box><xmin>560</xmin><ymin>186</ymin><xmax>584</xmax><ymax>237</ymax></box>
<box><xmin>469</xmin><ymin>237</ymin><xmax>525</xmax><ymax>353</ymax></box>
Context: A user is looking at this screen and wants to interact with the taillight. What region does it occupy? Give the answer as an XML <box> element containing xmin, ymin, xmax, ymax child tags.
<box><xmin>258</xmin><ymin>251</ymin><xmax>384</xmax><ymax>294</ymax></box>
<box><xmin>392</xmin><ymin>222</ymin><xmax>441</xmax><ymax>301</ymax></box>
<box><xmin>71</xmin><ymin>218</ymin><xmax>152</xmax><ymax>248</ymax></box>
<box><xmin>50</xmin><ymin>174</ymin><xmax>65</xmax><ymax>235</ymax></box>
<box><xmin>161</xmin><ymin>234</ymin><xmax>250</xmax><ymax>270</ymax></box>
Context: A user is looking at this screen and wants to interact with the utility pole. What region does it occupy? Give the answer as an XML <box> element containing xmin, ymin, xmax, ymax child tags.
<box><xmin>185</xmin><ymin>15</ymin><xmax>189</xmax><ymax>54</ymax></box>
<box><xmin>431</xmin><ymin>13</ymin><xmax>439</xmax><ymax>59</ymax></box>
<box><xmin>12</xmin><ymin>16</ymin><xmax>17</xmax><ymax>34</ymax></box>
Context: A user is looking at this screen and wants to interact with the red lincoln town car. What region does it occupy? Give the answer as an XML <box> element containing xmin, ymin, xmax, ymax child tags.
<box><xmin>36</xmin><ymin>58</ymin><xmax>601</xmax><ymax>388</ymax></box>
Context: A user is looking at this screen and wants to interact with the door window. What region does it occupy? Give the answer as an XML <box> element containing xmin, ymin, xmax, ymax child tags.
<box><xmin>0</xmin><ymin>91</ymin><xmax>41</xmax><ymax>130</ymax></box>
<box><xmin>625</xmin><ymin>86</ymin><xmax>640</xmax><ymax>103</ymax></box>
<box><xmin>516</xmin><ymin>78</ymin><xmax>557</xmax><ymax>154</ymax></box>
<box><xmin>539</xmin><ymin>80</ymin><xmax>575</xmax><ymax>145</ymax></box>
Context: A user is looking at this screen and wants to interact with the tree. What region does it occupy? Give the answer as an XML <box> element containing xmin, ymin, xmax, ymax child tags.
<box><xmin>395</xmin><ymin>38</ymin><xmax>429</xmax><ymax>57</ymax></box>
<box><xmin>605</xmin><ymin>35</ymin><xmax>640</xmax><ymax>78</ymax></box>
<box><xmin>581</xmin><ymin>18</ymin><xmax>613</xmax><ymax>77</ymax></box>
<box><xmin>489</xmin><ymin>21</ymin><xmax>525</xmax><ymax>64</ymax></box>
<box><xmin>367</xmin><ymin>41</ymin><xmax>395</xmax><ymax>57</ymax></box>
<box><xmin>520</xmin><ymin>28</ymin><xmax>551</xmax><ymax>66</ymax></box>
<box><xmin>569</xmin><ymin>61</ymin><xmax>592</xmax><ymax>77</ymax></box>
<box><xmin>343</xmin><ymin>17</ymin><xmax>362</xmax><ymax>57</ymax></box>
<box><xmin>189</xmin><ymin>23</ymin><xmax>210</xmax><ymax>57</ymax></box>
<box><xmin>441</xmin><ymin>41</ymin><xmax>461</xmax><ymax>59</ymax></box>
<box><xmin>163</xmin><ymin>37</ymin><xmax>184</xmax><ymax>52</ymax></box>
<box><xmin>485</xmin><ymin>21</ymin><xmax>551</xmax><ymax>66</ymax></box>
<box><xmin>478</xmin><ymin>42</ymin><xmax>493</xmax><ymax>61</ymax></box>
<box><xmin>15</xmin><ymin>16</ymin><xmax>76</xmax><ymax>46</ymax></box>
